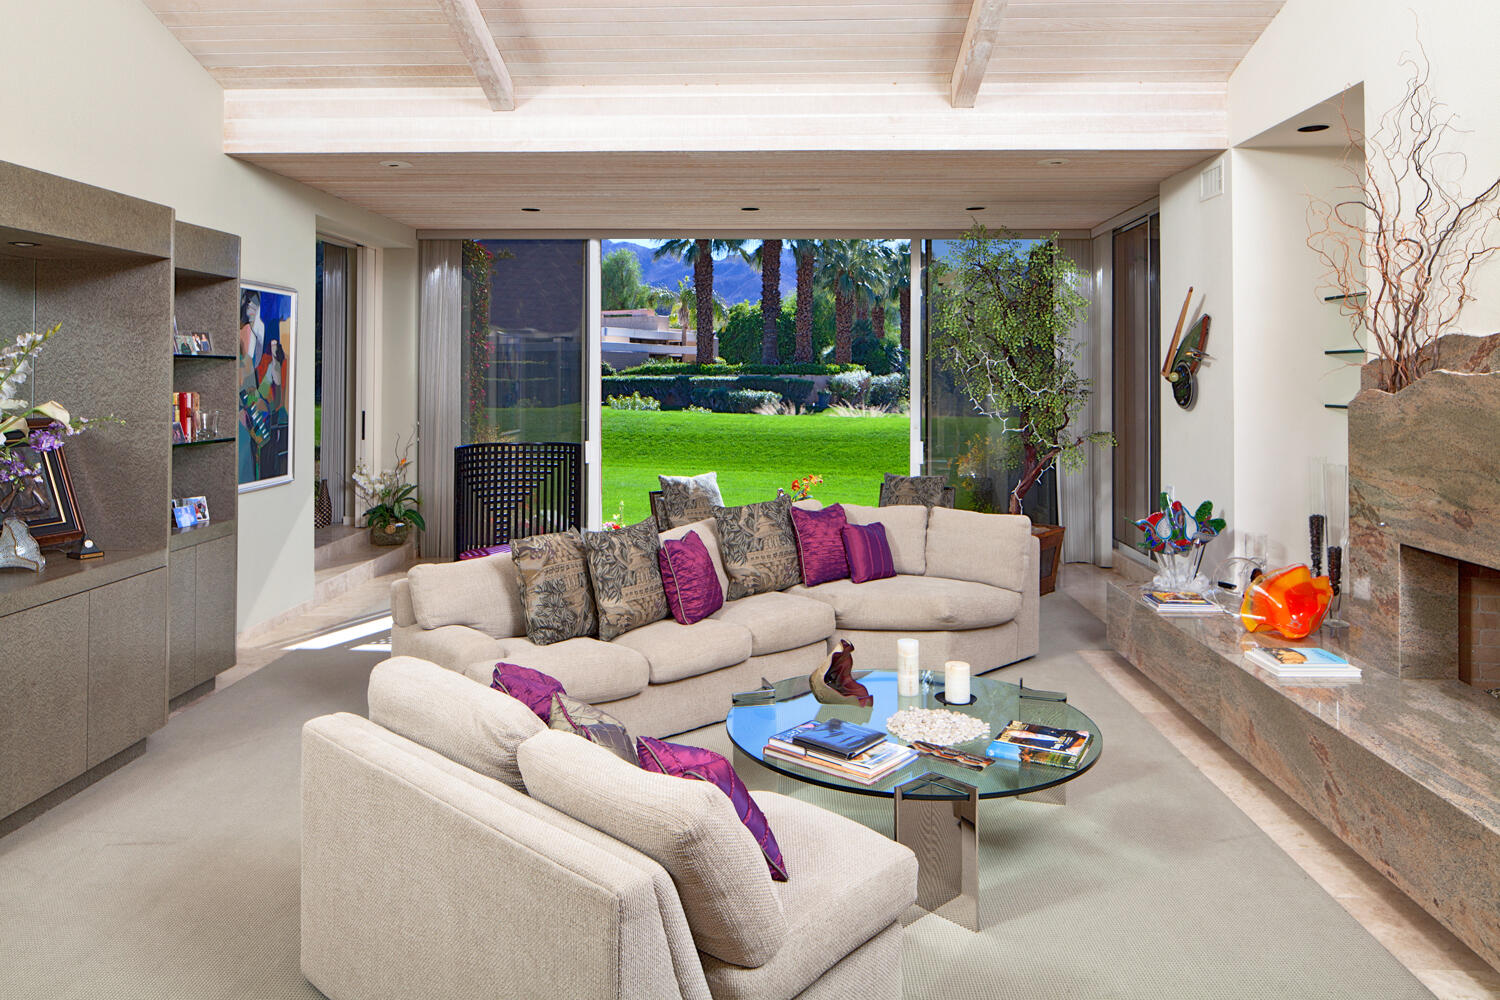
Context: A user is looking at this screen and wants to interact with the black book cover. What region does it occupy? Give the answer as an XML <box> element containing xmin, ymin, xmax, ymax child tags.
<box><xmin>789</xmin><ymin>719</ymin><xmax>885</xmax><ymax>759</ymax></box>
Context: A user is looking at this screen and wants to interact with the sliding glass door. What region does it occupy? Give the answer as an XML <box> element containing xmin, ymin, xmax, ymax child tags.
<box><xmin>1111</xmin><ymin>215</ymin><xmax>1160</xmax><ymax>548</ymax></box>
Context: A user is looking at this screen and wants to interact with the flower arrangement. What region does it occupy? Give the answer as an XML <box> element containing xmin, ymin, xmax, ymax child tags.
<box><xmin>352</xmin><ymin>434</ymin><xmax>425</xmax><ymax>538</ymax></box>
<box><xmin>788</xmin><ymin>474</ymin><xmax>823</xmax><ymax>502</ymax></box>
<box><xmin>0</xmin><ymin>324</ymin><xmax>101</xmax><ymax>516</ymax></box>
<box><xmin>1133</xmin><ymin>494</ymin><xmax>1226</xmax><ymax>594</ymax></box>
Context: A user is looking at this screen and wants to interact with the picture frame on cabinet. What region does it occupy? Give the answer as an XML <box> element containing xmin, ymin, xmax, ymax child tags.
<box><xmin>1</xmin><ymin>418</ymin><xmax>87</xmax><ymax>550</ymax></box>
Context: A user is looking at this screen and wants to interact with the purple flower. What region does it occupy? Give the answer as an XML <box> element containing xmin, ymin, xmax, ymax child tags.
<box><xmin>28</xmin><ymin>422</ymin><xmax>66</xmax><ymax>452</ymax></box>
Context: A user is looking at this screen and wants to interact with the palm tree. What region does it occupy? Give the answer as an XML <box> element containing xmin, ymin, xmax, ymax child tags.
<box><xmin>852</xmin><ymin>241</ymin><xmax>896</xmax><ymax>339</ymax></box>
<box><xmin>893</xmin><ymin>243</ymin><xmax>912</xmax><ymax>354</ymax></box>
<box><xmin>661</xmin><ymin>278</ymin><xmax>726</xmax><ymax>341</ymax></box>
<box><xmin>749</xmin><ymin>238</ymin><xmax>784</xmax><ymax>364</ymax></box>
<box><xmin>816</xmin><ymin>240</ymin><xmax>856</xmax><ymax>364</ymax></box>
<box><xmin>786</xmin><ymin>239</ymin><xmax>819</xmax><ymax>363</ymax></box>
<box><xmin>653</xmin><ymin>239</ymin><xmax>746</xmax><ymax>364</ymax></box>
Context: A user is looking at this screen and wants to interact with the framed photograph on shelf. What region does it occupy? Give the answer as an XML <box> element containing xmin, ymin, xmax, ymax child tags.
<box><xmin>191</xmin><ymin>332</ymin><xmax>213</xmax><ymax>355</ymax></box>
<box><xmin>186</xmin><ymin>495</ymin><xmax>210</xmax><ymax>524</ymax></box>
<box><xmin>237</xmin><ymin>280</ymin><xmax>296</xmax><ymax>493</ymax></box>
<box><xmin>172</xmin><ymin>502</ymin><xmax>199</xmax><ymax>531</ymax></box>
<box><xmin>173</xmin><ymin>331</ymin><xmax>198</xmax><ymax>355</ymax></box>
<box><xmin>0</xmin><ymin>418</ymin><xmax>87</xmax><ymax>550</ymax></box>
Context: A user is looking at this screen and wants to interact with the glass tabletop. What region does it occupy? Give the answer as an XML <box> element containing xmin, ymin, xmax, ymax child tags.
<box><xmin>726</xmin><ymin>669</ymin><xmax>1103</xmax><ymax>799</ymax></box>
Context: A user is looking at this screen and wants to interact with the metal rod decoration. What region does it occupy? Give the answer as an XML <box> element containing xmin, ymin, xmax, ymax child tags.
<box><xmin>1309</xmin><ymin>514</ymin><xmax>1326</xmax><ymax>576</ymax></box>
<box><xmin>1327</xmin><ymin>545</ymin><xmax>1342</xmax><ymax>597</ymax></box>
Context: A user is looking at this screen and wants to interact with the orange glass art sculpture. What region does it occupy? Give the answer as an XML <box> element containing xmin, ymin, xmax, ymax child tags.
<box><xmin>1239</xmin><ymin>564</ymin><xmax>1333</xmax><ymax>640</ymax></box>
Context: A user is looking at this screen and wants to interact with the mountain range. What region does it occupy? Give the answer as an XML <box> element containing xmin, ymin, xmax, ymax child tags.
<box><xmin>603</xmin><ymin>240</ymin><xmax>797</xmax><ymax>307</ymax></box>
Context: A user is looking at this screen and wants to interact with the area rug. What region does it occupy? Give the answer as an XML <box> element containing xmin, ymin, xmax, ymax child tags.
<box><xmin>0</xmin><ymin>640</ymin><xmax>1434</xmax><ymax>998</ymax></box>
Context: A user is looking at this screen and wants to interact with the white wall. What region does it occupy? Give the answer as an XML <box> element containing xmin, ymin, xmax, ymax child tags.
<box><xmin>0</xmin><ymin>0</ymin><xmax>418</xmax><ymax>629</ymax></box>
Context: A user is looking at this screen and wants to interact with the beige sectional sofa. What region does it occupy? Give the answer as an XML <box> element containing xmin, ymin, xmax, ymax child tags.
<box><xmin>302</xmin><ymin>657</ymin><xmax>917</xmax><ymax>1000</ymax></box>
<box><xmin>391</xmin><ymin>502</ymin><xmax>1039</xmax><ymax>737</ymax></box>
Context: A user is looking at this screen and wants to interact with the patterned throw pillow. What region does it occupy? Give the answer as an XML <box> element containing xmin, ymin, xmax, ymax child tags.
<box><xmin>636</xmin><ymin>736</ymin><xmax>788</xmax><ymax>881</ymax></box>
<box><xmin>713</xmin><ymin>494</ymin><xmax>800</xmax><ymax>601</ymax></box>
<box><xmin>491</xmin><ymin>662</ymin><xmax>567</xmax><ymax>722</ymax></box>
<box><xmin>549</xmin><ymin>691</ymin><xmax>636</xmax><ymax>765</ymax></box>
<box><xmin>658</xmin><ymin>472</ymin><xmax>725</xmax><ymax>528</ymax></box>
<box><xmin>790</xmin><ymin>503</ymin><xmax>850</xmax><ymax>587</ymax></box>
<box><xmin>658</xmin><ymin>529</ymin><xmax>725</xmax><ymax>625</ymax></box>
<box><xmin>584</xmin><ymin>518</ymin><xmax>669</xmax><ymax>641</ymax></box>
<box><xmin>879</xmin><ymin>473</ymin><xmax>947</xmax><ymax>508</ymax></box>
<box><xmin>842</xmin><ymin>522</ymin><xmax>897</xmax><ymax>583</ymax></box>
<box><xmin>511</xmin><ymin>529</ymin><xmax>598</xmax><ymax>646</ymax></box>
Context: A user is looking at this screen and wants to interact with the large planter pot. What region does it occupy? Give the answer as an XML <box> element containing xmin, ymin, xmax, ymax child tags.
<box><xmin>370</xmin><ymin>521</ymin><xmax>411</xmax><ymax>547</ymax></box>
<box><xmin>1031</xmin><ymin>523</ymin><xmax>1065</xmax><ymax>596</ymax></box>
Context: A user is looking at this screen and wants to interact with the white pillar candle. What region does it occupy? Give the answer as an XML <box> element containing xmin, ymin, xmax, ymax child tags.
<box><xmin>944</xmin><ymin>660</ymin><xmax>971</xmax><ymax>705</ymax></box>
<box><xmin>896</xmin><ymin>638</ymin><xmax>920</xmax><ymax>696</ymax></box>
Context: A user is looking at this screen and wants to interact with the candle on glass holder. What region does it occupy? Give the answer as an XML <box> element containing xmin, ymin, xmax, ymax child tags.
<box><xmin>896</xmin><ymin>638</ymin><xmax>920</xmax><ymax>697</ymax></box>
<box><xmin>943</xmin><ymin>660</ymin><xmax>971</xmax><ymax>705</ymax></box>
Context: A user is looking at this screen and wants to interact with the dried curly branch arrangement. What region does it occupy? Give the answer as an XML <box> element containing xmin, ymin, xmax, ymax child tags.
<box><xmin>1307</xmin><ymin>45</ymin><xmax>1500</xmax><ymax>392</ymax></box>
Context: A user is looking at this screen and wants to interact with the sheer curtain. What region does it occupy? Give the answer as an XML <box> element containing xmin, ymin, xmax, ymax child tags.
<box><xmin>418</xmin><ymin>240</ymin><xmax>463</xmax><ymax>560</ymax></box>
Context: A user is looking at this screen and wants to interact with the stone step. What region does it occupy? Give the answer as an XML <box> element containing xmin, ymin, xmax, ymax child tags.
<box><xmin>314</xmin><ymin>536</ymin><xmax>413</xmax><ymax>606</ymax></box>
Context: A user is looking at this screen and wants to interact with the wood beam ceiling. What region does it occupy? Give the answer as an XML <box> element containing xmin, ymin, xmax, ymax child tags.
<box><xmin>951</xmin><ymin>0</ymin><xmax>1008</xmax><ymax>108</ymax></box>
<box><xmin>435</xmin><ymin>0</ymin><xmax>514</xmax><ymax>111</ymax></box>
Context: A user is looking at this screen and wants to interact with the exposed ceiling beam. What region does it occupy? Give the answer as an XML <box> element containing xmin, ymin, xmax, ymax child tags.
<box><xmin>436</xmin><ymin>0</ymin><xmax>515</xmax><ymax>111</ymax></box>
<box><xmin>950</xmin><ymin>0</ymin><xmax>1008</xmax><ymax>109</ymax></box>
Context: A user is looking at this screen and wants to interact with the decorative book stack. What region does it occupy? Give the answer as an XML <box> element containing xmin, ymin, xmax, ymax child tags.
<box><xmin>763</xmin><ymin>720</ymin><xmax>918</xmax><ymax>785</ymax></box>
<box><xmin>1142</xmin><ymin>589</ymin><xmax>1222</xmax><ymax>617</ymax></box>
<box><xmin>1244</xmin><ymin>646</ymin><xmax>1361</xmax><ymax>681</ymax></box>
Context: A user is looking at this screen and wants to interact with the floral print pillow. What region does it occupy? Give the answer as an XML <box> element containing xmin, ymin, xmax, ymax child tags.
<box><xmin>511</xmin><ymin>529</ymin><xmax>598</xmax><ymax>646</ymax></box>
<box><xmin>658</xmin><ymin>472</ymin><xmax>724</xmax><ymax>528</ymax></box>
<box><xmin>713</xmin><ymin>494</ymin><xmax>800</xmax><ymax>600</ymax></box>
<box><xmin>879</xmin><ymin>473</ymin><xmax>947</xmax><ymax>508</ymax></box>
<box><xmin>584</xmin><ymin>518</ymin><xmax>669</xmax><ymax>641</ymax></box>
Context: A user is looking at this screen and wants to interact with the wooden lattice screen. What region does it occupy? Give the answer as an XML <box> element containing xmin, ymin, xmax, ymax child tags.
<box><xmin>453</xmin><ymin>441</ymin><xmax>583</xmax><ymax>558</ymax></box>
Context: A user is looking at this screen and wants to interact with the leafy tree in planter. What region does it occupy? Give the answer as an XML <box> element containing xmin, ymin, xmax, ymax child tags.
<box><xmin>930</xmin><ymin>225</ymin><xmax>1113</xmax><ymax>516</ymax></box>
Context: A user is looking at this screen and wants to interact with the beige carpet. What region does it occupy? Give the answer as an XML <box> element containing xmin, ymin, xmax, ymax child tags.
<box><xmin>0</xmin><ymin>598</ymin><xmax>1434</xmax><ymax>999</ymax></box>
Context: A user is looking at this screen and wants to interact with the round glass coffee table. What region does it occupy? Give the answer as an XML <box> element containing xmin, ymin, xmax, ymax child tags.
<box><xmin>727</xmin><ymin>669</ymin><xmax>1103</xmax><ymax>929</ymax></box>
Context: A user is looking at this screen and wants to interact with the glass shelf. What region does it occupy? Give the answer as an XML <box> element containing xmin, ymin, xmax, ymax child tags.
<box><xmin>172</xmin><ymin>436</ymin><xmax>235</xmax><ymax>449</ymax></box>
<box><xmin>1323</xmin><ymin>291</ymin><xmax>1367</xmax><ymax>301</ymax></box>
<box><xmin>1324</xmin><ymin>348</ymin><xmax>1365</xmax><ymax>356</ymax></box>
<box><xmin>1324</xmin><ymin>404</ymin><xmax>1349</xmax><ymax>411</ymax></box>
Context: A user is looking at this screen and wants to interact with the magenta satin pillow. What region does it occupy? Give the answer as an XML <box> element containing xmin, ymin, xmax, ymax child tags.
<box><xmin>790</xmin><ymin>503</ymin><xmax>849</xmax><ymax>587</ymax></box>
<box><xmin>636</xmin><ymin>736</ymin><xmax>788</xmax><ymax>881</ymax></box>
<box><xmin>491</xmin><ymin>662</ymin><xmax>566</xmax><ymax>722</ymax></box>
<box><xmin>657</xmin><ymin>530</ymin><xmax>724</xmax><ymax>625</ymax></box>
<box><xmin>842</xmin><ymin>521</ymin><xmax>896</xmax><ymax>583</ymax></box>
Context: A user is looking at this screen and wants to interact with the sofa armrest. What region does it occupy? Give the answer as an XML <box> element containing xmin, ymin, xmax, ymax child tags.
<box><xmin>391</xmin><ymin>577</ymin><xmax>416</xmax><ymax>628</ymax></box>
<box><xmin>301</xmin><ymin>714</ymin><xmax>693</xmax><ymax>1000</ymax></box>
<box><xmin>1016</xmin><ymin>532</ymin><xmax>1040</xmax><ymax>660</ymax></box>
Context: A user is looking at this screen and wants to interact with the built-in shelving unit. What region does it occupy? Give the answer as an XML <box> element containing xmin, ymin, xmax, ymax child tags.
<box><xmin>1321</xmin><ymin>290</ymin><xmax>1366</xmax><ymax>412</ymax></box>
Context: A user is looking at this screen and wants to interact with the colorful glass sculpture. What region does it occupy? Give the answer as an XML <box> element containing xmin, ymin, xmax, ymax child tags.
<box><xmin>1239</xmin><ymin>564</ymin><xmax>1333</xmax><ymax>640</ymax></box>
<box><xmin>1133</xmin><ymin>497</ymin><xmax>1225</xmax><ymax>554</ymax></box>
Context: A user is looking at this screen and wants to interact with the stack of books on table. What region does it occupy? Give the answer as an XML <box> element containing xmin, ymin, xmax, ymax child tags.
<box><xmin>1244</xmin><ymin>645</ymin><xmax>1361</xmax><ymax>681</ymax></box>
<box><xmin>1142</xmin><ymin>590</ymin><xmax>1222</xmax><ymax>617</ymax></box>
<box><xmin>986</xmin><ymin>720</ymin><xmax>1093</xmax><ymax>769</ymax></box>
<box><xmin>764</xmin><ymin>720</ymin><xmax>918</xmax><ymax>785</ymax></box>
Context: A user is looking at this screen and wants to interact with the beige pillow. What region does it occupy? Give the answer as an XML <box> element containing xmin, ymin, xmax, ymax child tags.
<box><xmin>517</xmin><ymin>729</ymin><xmax>788</xmax><ymax>968</ymax></box>
<box><xmin>841</xmin><ymin>502</ymin><xmax>928</xmax><ymax>576</ymax></box>
<box><xmin>925</xmin><ymin>506</ymin><xmax>1032</xmax><ymax>593</ymax></box>
<box><xmin>658</xmin><ymin>472</ymin><xmax>725</xmax><ymax>528</ymax></box>
<box><xmin>511</xmin><ymin>529</ymin><xmax>598</xmax><ymax>646</ymax></box>
<box><xmin>405</xmin><ymin>555</ymin><xmax>526</xmax><ymax>639</ymax></box>
<box><xmin>366</xmin><ymin>656</ymin><xmax>543</xmax><ymax>793</ymax></box>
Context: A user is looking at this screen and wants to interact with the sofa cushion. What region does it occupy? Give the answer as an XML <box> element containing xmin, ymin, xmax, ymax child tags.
<box><xmin>842</xmin><ymin>522</ymin><xmax>896</xmax><ymax>583</ymax></box>
<box><xmin>493</xmin><ymin>636</ymin><xmax>649</xmax><ymax>703</ymax></box>
<box><xmin>710</xmin><ymin>591</ymin><xmax>836</xmax><ymax>656</ymax></box>
<box><xmin>366</xmin><ymin>656</ymin><xmax>542</xmax><ymax>793</ymax></box>
<box><xmin>658</xmin><ymin>529</ymin><xmax>724</xmax><ymax>625</ymax></box>
<box><xmin>612</xmin><ymin>616</ymin><xmax>753</xmax><ymax>684</ymax></box>
<box><xmin>925</xmin><ymin>506</ymin><xmax>1032</xmax><ymax>595</ymax></box>
<box><xmin>511</xmin><ymin>529</ymin><xmax>598</xmax><ymax>646</ymax></box>
<box><xmin>636</xmin><ymin>736</ymin><xmax>787</xmax><ymax>881</ymax></box>
<box><xmin>714</xmin><ymin>494</ymin><xmax>800</xmax><ymax>600</ymax></box>
<box><xmin>517</xmin><ymin>729</ymin><xmax>788</xmax><ymax>969</ymax></box>
<box><xmin>790</xmin><ymin>503</ymin><xmax>850</xmax><ymax>587</ymax></box>
<box><xmin>841</xmin><ymin>502</ymin><xmax>927</xmax><ymax>576</ymax></box>
<box><xmin>549</xmin><ymin>691</ymin><xmax>636</xmax><ymax>765</ymax></box>
<box><xmin>490</xmin><ymin>661</ymin><xmax>567</xmax><ymax>721</ymax></box>
<box><xmin>584</xmin><ymin>518</ymin><xmax>669</xmax><ymax>641</ymax></box>
<box><xmin>788</xmin><ymin>575</ymin><xmax>1022</xmax><ymax>631</ymax></box>
<box><xmin>405</xmin><ymin>556</ymin><xmax>524</xmax><ymax>639</ymax></box>
<box><xmin>659</xmin><ymin>471</ymin><xmax>724</xmax><ymax>528</ymax></box>
<box><xmin>699</xmin><ymin>791</ymin><xmax>917</xmax><ymax>1000</ymax></box>
<box><xmin>879</xmin><ymin>473</ymin><xmax>946</xmax><ymax>507</ymax></box>
<box><xmin>660</xmin><ymin>517</ymin><xmax>731</xmax><ymax>598</ymax></box>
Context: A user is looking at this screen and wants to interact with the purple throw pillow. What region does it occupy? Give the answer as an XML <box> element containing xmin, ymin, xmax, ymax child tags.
<box><xmin>842</xmin><ymin>522</ymin><xmax>896</xmax><ymax>583</ymax></box>
<box><xmin>491</xmin><ymin>662</ymin><xmax>566</xmax><ymax>722</ymax></box>
<box><xmin>636</xmin><ymin>736</ymin><xmax>788</xmax><ymax>882</ymax></box>
<box><xmin>790</xmin><ymin>503</ymin><xmax>849</xmax><ymax>588</ymax></box>
<box><xmin>657</xmin><ymin>530</ymin><xmax>724</xmax><ymax>625</ymax></box>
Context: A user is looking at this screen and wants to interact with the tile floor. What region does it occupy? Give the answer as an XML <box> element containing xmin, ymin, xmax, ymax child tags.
<box><xmin>207</xmin><ymin>559</ymin><xmax>1500</xmax><ymax>999</ymax></box>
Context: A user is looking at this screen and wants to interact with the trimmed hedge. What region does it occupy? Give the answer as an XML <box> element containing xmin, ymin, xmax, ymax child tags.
<box><xmin>601</xmin><ymin>372</ymin><xmax>864</xmax><ymax>412</ymax></box>
<box><xmin>869</xmin><ymin>372</ymin><xmax>910</xmax><ymax>407</ymax></box>
<box><xmin>828</xmin><ymin>370</ymin><xmax>872</xmax><ymax>404</ymax></box>
<box><xmin>613</xmin><ymin>361</ymin><xmax>861</xmax><ymax>377</ymax></box>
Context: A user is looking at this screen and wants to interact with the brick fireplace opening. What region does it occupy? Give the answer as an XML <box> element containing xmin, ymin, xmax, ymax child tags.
<box><xmin>1459</xmin><ymin>562</ymin><xmax>1500</xmax><ymax>694</ymax></box>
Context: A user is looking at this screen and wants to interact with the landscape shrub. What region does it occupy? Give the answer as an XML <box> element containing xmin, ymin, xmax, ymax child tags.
<box><xmin>725</xmin><ymin>389</ymin><xmax>781</xmax><ymax>413</ymax></box>
<box><xmin>828</xmin><ymin>369</ymin><xmax>872</xmax><ymax>404</ymax></box>
<box><xmin>606</xmin><ymin>391</ymin><xmax>661</xmax><ymax>411</ymax></box>
<box><xmin>868</xmin><ymin>372</ymin><xmax>910</xmax><ymax>408</ymax></box>
<box><xmin>615</xmin><ymin>360</ymin><xmax>859</xmax><ymax>377</ymax></box>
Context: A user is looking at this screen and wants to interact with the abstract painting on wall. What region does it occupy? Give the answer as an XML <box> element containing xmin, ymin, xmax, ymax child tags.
<box><xmin>238</xmin><ymin>281</ymin><xmax>296</xmax><ymax>492</ymax></box>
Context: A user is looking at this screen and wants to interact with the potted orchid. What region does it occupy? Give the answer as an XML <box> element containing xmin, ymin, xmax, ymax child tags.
<box><xmin>352</xmin><ymin>435</ymin><xmax>424</xmax><ymax>547</ymax></box>
<box><xmin>1</xmin><ymin>324</ymin><xmax>102</xmax><ymax>567</ymax></box>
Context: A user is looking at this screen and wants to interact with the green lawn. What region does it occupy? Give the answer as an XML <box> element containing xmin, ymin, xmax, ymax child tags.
<box><xmin>602</xmin><ymin>409</ymin><xmax>910</xmax><ymax>525</ymax></box>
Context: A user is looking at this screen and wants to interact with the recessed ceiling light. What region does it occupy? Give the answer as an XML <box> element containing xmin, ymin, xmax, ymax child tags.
<box><xmin>8</xmin><ymin>241</ymin><xmax>39</xmax><ymax>248</ymax></box>
<box><xmin>740</xmin><ymin>206</ymin><xmax>760</xmax><ymax>212</ymax></box>
<box><xmin>1038</xmin><ymin>157</ymin><xmax>1069</xmax><ymax>167</ymax></box>
<box><xmin>1297</xmin><ymin>123</ymin><xmax>1331</xmax><ymax>133</ymax></box>
<box><xmin>377</xmin><ymin>160</ymin><xmax>412</xmax><ymax>170</ymax></box>
<box><xmin>520</xmin><ymin>207</ymin><xmax>541</xmax><ymax>212</ymax></box>
<box><xmin>965</xmin><ymin>206</ymin><xmax>986</xmax><ymax>212</ymax></box>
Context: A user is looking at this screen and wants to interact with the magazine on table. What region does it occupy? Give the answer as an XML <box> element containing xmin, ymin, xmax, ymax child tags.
<box><xmin>987</xmin><ymin>720</ymin><xmax>1093</xmax><ymax>769</ymax></box>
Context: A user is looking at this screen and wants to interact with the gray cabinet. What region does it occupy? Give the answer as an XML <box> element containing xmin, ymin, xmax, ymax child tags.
<box><xmin>0</xmin><ymin>595</ymin><xmax>90</xmax><ymax>817</ymax></box>
<box><xmin>168</xmin><ymin>531</ymin><xmax>237</xmax><ymax>700</ymax></box>
<box><xmin>88</xmin><ymin>569</ymin><xmax>168</xmax><ymax>767</ymax></box>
